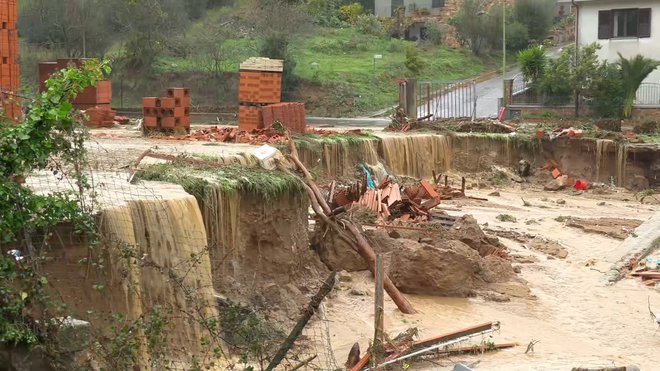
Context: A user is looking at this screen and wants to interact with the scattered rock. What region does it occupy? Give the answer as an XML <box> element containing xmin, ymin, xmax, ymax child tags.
<box><xmin>547</xmin><ymin>255</ymin><xmax>556</xmax><ymax>260</ymax></box>
<box><xmin>597</xmin><ymin>202</ymin><xmax>606</xmax><ymax>206</ymax></box>
<box><xmin>349</xmin><ymin>289</ymin><xmax>368</xmax><ymax>296</ymax></box>
<box><xmin>489</xmin><ymin>191</ymin><xmax>501</xmax><ymax>197</ymax></box>
<box><xmin>388</xmin><ymin>230</ymin><xmax>402</xmax><ymax>239</ymax></box>
<box><xmin>544</xmin><ymin>175</ymin><xmax>569</xmax><ymax>191</ymax></box>
<box><xmin>419</xmin><ymin>237</ymin><xmax>434</xmax><ymax>244</ymax></box>
<box><xmin>529</xmin><ymin>238</ymin><xmax>569</xmax><ymax>259</ymax></box>
<box><xmin>447</xmin><ymin>215</ymin><xmax>504</xmax><ymax>256</ymax></box>
<box><xmin>483</xmin><ymin>292</ymin><xmax>511</xmax><ymax>302</ymax></box>
<box><xmin>511</xmin><ymin>254</ymin><xmax>539</xmax><ymax>264</ymax></box>
<box><xmin>337</xmin><ymin>270</ymin><xmax>353</xmax><ymax>283</ymax></box>
<box><xmin>556</xmin><ymin>199</ymin><xmax>566</xmax><ymax>205</ymax></box>
<box><xmin>513</xmin><ymin>265</ymin><xmax>522</xmax><ymax>273</ymax></box>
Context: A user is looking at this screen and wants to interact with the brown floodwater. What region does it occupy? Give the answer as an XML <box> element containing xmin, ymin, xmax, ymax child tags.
<box><xmin>316</xmin><ymin>187</ymin><xmax>659</xmax><ymax>370</ymax></box>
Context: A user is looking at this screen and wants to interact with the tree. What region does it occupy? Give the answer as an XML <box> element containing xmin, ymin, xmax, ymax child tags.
<box><xmin>450</xmin><ymin>0</ymin><xmax>504</xmax><ymax>55</ymax></box>
<box><xmin>513</xmin><ymin>0</ymin><xmax>555</xmax><ymax>42</ymax></box>
<box><xmin>588</xmin><ymin>63</ymin><xmax>625</xmax><ymax>118</ymax></box>
<box><xmin>19</xmin><ymin>0</ymin><xmax>113</xmax><ymax>57</ymax></box>
<box><xmin>539</xmin><ymin>43</ymin><xmax>601</xmax><ymax>107</ymax></box>
<box><xmin>248</xmin><ymin>0</ymin><xmax>311</xmax><ymax>97</ymax></box>
<box><xmin>618</xmin><ymin>54</ymin><xmax>660</xmax><ymax>118</ymax></box>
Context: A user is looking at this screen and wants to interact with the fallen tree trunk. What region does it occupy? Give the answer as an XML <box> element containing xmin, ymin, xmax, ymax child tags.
<box><xmin>282</xmin><ymin>134</ymin><xmax>417</xmax><ymax>315</ymax></box>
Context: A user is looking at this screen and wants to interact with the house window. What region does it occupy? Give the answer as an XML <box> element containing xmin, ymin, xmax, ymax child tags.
<box><xmin>432</xmin><ymin>0</ymin><xmax>445</xmax><ymax>8</ymax></box>
<box><xmin>598</xmin><ymin>8</ymin><xmax>652</xmax><ymax>39</ymax></box>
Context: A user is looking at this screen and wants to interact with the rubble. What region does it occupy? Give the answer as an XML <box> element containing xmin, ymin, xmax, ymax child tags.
<box><xmin>149</xmin><ymin>125</ymin><xmax>366</xmax><ymax>144</ymax></box>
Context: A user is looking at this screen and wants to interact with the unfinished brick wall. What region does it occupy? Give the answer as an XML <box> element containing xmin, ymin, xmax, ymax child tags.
<box><xmin>0</xmin><ymin>0</ymin><xmax>19</xmax><ymax>121</ymax></box>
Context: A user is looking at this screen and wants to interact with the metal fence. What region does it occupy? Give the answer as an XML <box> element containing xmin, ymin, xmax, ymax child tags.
<box><xmin>635</xmin><ymin>83</ymin><xmax>660</xmax><ymax>106</ymax></box>
<box><xmin>511</xmin><ymin>77</ymin><xmax>660</xmax><ymax>107</ymax></box>
<box><xmin>416</xmin><ymin>80</ymin><xmax>477</xmax><ymax>120</ymax></box>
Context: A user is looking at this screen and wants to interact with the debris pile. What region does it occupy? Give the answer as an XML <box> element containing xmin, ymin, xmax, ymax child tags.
<box><xmin>149</xmin><ymin>126</ymin><xmax>366</xmax><ymax>144</ymax></box>
<box><xmin>331</xmin><ymin>175</ymin><xmax>468</xmax><ymax>223</ymax></box>
<box><xmin>348</xmin><ymin>322</ymin><xmax>515</xmax><ymax>370</ymax></box>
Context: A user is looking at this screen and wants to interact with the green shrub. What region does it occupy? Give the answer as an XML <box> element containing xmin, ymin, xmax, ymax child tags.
<box><xmin>404</xmin><ymin>45</ymin><xmax>425</xmax><ymax>76</ymax></box>
<box><xmin>339</xmin><ymin>3</ymin><xmax>364</xmax><ymax>24</ymax></box>
<box><xmin>518</xmin><ymin>45</ymin><xmax>547</xmax><ymax>84</ymax></box>
<box><xmin>425</xmin><ymin>20</ymin><xmax>445</xmax><ymax>46</ymax></box>
<box><xmin>588</xmin><ymin>62</ymin><xmax>624</xmax><ymax>118</ymax></box>
<box><xmin>355</xmin><ymin>14</ymin><xmax>384</xmax><ymax>36</ymax></box>
<box><xmin>506</xmin><ymin>21</ymin><xmax>530</xmax><ymax>52</ymax></box>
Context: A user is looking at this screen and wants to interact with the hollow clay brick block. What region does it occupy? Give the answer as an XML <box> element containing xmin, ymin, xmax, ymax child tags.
<box><xmin>143</xmin><ymin>97</ymin><xmax>159</xmax><ymax>108</ymax></box>
<box><xmin>160</xmin><ymin>97</ymin><xmax>176</xmax><ymax>109</ymax></box>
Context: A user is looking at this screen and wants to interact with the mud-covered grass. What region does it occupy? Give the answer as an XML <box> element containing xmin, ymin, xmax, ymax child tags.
<box><xmin>136</xmin><ymin>163</ymin><xmax>305</xmax><ymax>201</ymax></box>
<box><xmin>290</xmin><ymin>132</ymin><xmax>379</xmax><ymax>154</ymax></box>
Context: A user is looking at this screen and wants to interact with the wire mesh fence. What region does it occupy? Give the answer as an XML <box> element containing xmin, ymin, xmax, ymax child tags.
<box><xmin>17</xmin><ymin>138</ymin><xmax>344</xmax><ymax>370</ymax></box>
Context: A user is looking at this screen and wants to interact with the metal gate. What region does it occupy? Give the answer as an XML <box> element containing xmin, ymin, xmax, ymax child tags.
<box><xmin>414</xmin><ymin>79</ymin><xmax>477</xmax><ymax>120</ymax></box>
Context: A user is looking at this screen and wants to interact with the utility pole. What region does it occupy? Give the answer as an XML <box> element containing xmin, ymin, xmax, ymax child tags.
<box><xmin>502</xmin><ymin>0</ymin><xmax>507</xmax><ymax>115</ymax></box>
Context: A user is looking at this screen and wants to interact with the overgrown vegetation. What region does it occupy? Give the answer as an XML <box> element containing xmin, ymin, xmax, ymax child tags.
<box><xmin>0</xmin><ymin>61</ymin><xmax>106</xmax><ymax>346</ymax></box>
<box><xmin>518</xmin><ymin>42</ymin><xmax>660</xmax><ymax>119</ymax></box>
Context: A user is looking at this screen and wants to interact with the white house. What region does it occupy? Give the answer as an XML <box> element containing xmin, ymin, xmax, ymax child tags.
<box><xmin>374</xmin><ymin>0</ymin><xmax>446</xmax><ymax>17</ymax></box>
<box><xmin>575</xmin><ymin>0</ymin><xmax>660</xmax><ymax>84</ymax></box>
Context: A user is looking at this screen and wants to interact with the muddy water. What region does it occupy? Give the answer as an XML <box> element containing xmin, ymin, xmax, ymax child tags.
<box><xmin>319</xmin><ymin>189</ymin><xmax>659</xmax><ymax>370</ymax></box>
<box><xmin>99</xmin><ymin>192</ymin><xmax>221</xmax><ymax>367</ymax></box>
<box><xmin>380</xmin><ymin>134</ymin><xmax>452</xmax><ymax>178</ymax></box>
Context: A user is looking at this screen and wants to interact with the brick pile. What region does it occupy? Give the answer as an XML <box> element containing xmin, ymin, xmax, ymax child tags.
<box><xmin>38</xmin><ymin>58</ymin><xmax>114</xmax><ymax>128</ymax></box>
<box><xmin>238</xmin><ymin>57</ymin><xmax>307</xmax><ymax>133</ymax></box>
<box><xmin>0</xmin><ymin>0</ymin><xmax>20</xmax><ymax>121</ymax></box>
<box><xmin>261</xmin><ymin>102</ymin><xmax>307</xmax><ymax>133</ymax></box>
<box><xmin>238</xmin><ymin>57</ymin><xmax>282</xmax><ymax>131</ymax></box>
<box><xmin>142</xmin><ymin>88</ymin><xmax>191</xmax><ymax>134</ymax></box>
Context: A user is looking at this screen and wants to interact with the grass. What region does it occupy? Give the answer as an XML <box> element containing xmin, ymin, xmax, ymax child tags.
<box><xmin>136</xmin><ymin>163</ymin><xmax>305</xmax><ymax>201</ymax></box>
<box><xmin>154</xmin><ymin>10</ymin><xmax>486</xmax><ymax>116</ymax></box>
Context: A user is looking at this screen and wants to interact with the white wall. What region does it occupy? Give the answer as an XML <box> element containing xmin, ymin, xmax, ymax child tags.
<box><xmin>578</xmin><ymin>0</ymin><xmax>660</xmax><ymax>84</ymax></box>
<box><xmin>375</xmin><ymin>0</ymin><xmax>443</xmax><ymax>17</ymax></box>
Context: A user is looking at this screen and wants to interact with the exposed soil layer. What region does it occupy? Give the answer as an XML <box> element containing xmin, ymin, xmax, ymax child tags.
<box><xmin>564</xmin><ymin>217</ymin><xmax>643</xmax><ymax>240</ymax></box>
<box><xmin>202</xmin><ymin>191</ymin><xmax>329</xmax><ymax>325</ymax></box>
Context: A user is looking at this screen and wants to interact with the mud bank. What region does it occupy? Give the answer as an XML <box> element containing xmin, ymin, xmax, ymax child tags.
<box><xmin>296</xmin><ymin>133</ymin><xmax>660</xmax><ymax>189</ymax></box>
<box><xmin>36</xmin><ymin>179</ymin><xmax>220</xmax><ymax>368</ymax></box>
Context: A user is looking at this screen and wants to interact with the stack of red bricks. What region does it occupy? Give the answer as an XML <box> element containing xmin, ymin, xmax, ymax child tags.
<box><xmin>238</xmin><ymin>57</ymin><xmax>307</xmax><ymax>133</ymax></box>
<box><xmin>38</xmin><ymin>58</ymin><xmax>114</xmax><ymax>128</ymax></box>
<box><xmin>238</xmin><ymin>58</ymin><xmax>283</xmax><ymax>131</ymax></box>
<box><xmin>142</xmin><ymin>88</ymin><xmax>191</xmax><ymax>133</ymax></box>
<box><xmin>261</xmin><ymin>102</ymin><xmax>307</xmax><ymax>133</ymax></box>
<box><xmin>0</xmin><ymin>0</ymin><xmax>19</xmax><ymax>121</ymax></box>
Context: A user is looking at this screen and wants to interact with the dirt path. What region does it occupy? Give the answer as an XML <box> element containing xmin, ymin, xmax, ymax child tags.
<box><xmin>319</xmin><ymin>186</ymin><xmax>659</xmax><ymax>370</ymax></box>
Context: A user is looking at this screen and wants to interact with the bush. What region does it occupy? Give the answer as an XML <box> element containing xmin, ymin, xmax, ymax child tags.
<box><xmin>355</xmin><ymin>14</ymin><xmax>384</xmax><ymax>36</ymax></box>
<box><xmin>595</xmin><ymin>119</ymin><xmax>622</xmax><ymax>132</ymax></box>
<box><xmin>339</xmin><ymin>3</ymin><xmax>364</xmax><ymax>24</ymax></box>
<box><xmin>506</xmin><ymin>21</ymin><xmax>530</xmax><ymax>52</ymax></box>
<box><xmin>633</xmin><ymin>120</ymin><xmax>659</xmax><ymax>134</ymax></box>
<box><xmin>518</xmin><ymin>45</ymin><xmax>547</xmax><ymax>84</ymax></box>
<box><xmin>425</xmin><ymin>20</ymin><xmax>445</xmax><ymax>46</ymax></box>
<box><xmin>404</xmin><ymin>45</ymin><xmax>425</xmax><ymax>76</ymax></box>
<box><xmin>588</xmin><ymin>63</ymin><xmax>625</xmax><ymax>118</ymax></box>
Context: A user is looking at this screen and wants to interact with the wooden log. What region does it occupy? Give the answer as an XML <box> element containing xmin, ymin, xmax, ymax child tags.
<box><xmin>265</xmin><ymin>271</ymin><xmax>337</xmax><ymax>371</ymax></box>
<box><xmin>372</xmin><ymin>255</ymin><xmax>385</xmax><ymax>366</ymax></box>
<box><xmin>342</xmin><ymin>221</ymin><xmax>417</xmax><ymax>314</ymax></box>
<box><xmin>284</xmin><ymin>137</ymin><xmax>417</xmax><ymax>315</ymax></box>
